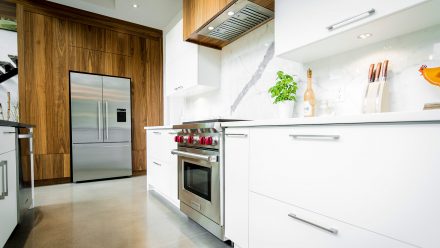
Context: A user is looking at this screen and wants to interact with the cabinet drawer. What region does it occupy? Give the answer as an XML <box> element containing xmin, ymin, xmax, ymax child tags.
<box><xmin>249</xmin><ymin>124</ymin><xmax>440</xmax><ymax>247</ymax></box>
<box><xmin>0</xmin><ymin>127</ymin><xmax>16</xmax><ymax>155</ymax></box>
<box><xmin>147</xmin><ymin>130</ymin><xmax>177</xmax><ymax>164</ymax></box>
<box><xmin>249</xmin><ymin>192</ymin><xmax>414</xmax><ymax>248</ymax></box>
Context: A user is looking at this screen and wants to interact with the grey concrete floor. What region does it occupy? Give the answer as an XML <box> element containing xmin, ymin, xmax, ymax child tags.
<box><xmin>6</xmin><ymin>176</ymin><xmax>231</xmax><ymax>248</ymax></box>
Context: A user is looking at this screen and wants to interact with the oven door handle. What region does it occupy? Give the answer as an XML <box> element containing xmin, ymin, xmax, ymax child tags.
<box><xmin>171</xmin><ymin>150</ymin><xmax>218</xmax><ymax>163</ymax></box>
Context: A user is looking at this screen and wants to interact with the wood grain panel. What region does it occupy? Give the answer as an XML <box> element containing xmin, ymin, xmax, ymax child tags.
<box><xmin>145</xmin><ymin>38</ymin><xmax>163</xmax><ymax>127</ymax></box>
<box><xmin>104</xmin><ymin>53</ymin><xmax>132</xmax><ymax>78</ymax></box>
<box><xmin>34</xmin><ymin>154</ymin><xmax>70</xmax><ymax>181</ymax></box>
<box><xmin>132</xmin><ymin>150</ymin><xmax>146</xmax><ymax>172</ymax></box>
<box><xmin>105</xmin><ymin>30</ymin><xmax>132</xmax><ymax>56</ymax></box>
<box><xmin>68</xmin><ymin>46</ymin><xmax>105</xmax><ymax>74</ymax></box>
<box><xmin>69</xmin><ymin>21</ymin><xmax>105</xmax><ymax>52</ymax></box>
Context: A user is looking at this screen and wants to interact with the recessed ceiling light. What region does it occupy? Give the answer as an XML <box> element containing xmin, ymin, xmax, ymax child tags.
<box><xmin>208</xmin><ymin>26</ymin><xmax>214</xmax><ymax>31</ymax></box>
<box><xmin>227</xmin><ymin>11</ymin><xmax>235</xmax><ymax>16</ymax></box>
<box><xmin>133</xmin><ymin>3</ymin><xmax>138</xmax><ymax>8</ymax></box>
<box><xmin>357</xmin><ymin>33</ymin><xmax>372</xmax><ymax>40</ymax></box>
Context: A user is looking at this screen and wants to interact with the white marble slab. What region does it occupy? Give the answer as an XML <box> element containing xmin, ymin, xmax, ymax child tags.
<box><xmin>221</xmin><ymin>110</ymin><xmax>440</xmax><ymax>127</ymax></box>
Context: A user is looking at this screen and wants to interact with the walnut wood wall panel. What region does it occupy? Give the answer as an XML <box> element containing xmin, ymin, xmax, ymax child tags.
<box><xmin>17</xmin><ymin>0</ymin><xmax>163</xmax><ymax>185</ymax></box>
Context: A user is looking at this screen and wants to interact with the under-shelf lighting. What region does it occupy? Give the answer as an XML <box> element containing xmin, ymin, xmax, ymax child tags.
<box><xmin>357</xmin><ymin>33</ymin><xmax>372</xmax><ymax>40</ymax></box>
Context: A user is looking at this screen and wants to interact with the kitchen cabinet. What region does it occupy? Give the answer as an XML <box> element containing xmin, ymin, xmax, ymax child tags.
<box><xmin>165</xmin><ymin>19</ymin><xmax>221</xmax><ymax>96</ymax></box>
<box><xmin>0</xmin><ymin>127</ymin><xmax>18</xmax><ymax>247</ymax></box>
<box><xmin>275</xmin><ymin>0</ymin><xmax>440</xmax><ymax>62</ymax></box>
<box><xmin>224</xmin><ymin>128</ymin><xmax>250</xmax><ymax>248</ymax></box>
<box><xmin>146</xmin><ymin>128</ymin><xmax>179</xmax><ymax>207</ymax></box>
<box><xmin>183</xmin><ymin>0</ymin><xmax>275</xmax><ymax>49</ymax></box>
<box><xmin>248</xmin><ymin>123</ymin><xmax>440</xmax><ymax>248</ymax></box>
<box><xmin>249</xmin><ymin>192</ymin><xmax>414</xmax><ymax>248</ymax></box>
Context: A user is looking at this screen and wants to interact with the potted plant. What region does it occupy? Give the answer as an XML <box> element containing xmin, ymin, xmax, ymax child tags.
<box><xmin>268</xmin><ymin>71</ymin><xmax>298</xmax><ymax>118</ymax></box>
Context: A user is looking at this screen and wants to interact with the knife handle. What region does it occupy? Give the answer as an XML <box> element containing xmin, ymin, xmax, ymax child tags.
<box><xmin>382</xmin><ymin>60</ymin><xmax>389</xmax><ymax>81</ymax></box>
<box><xmin>375</xmin><ymin>62</ymin><xmax>382</xmax><ymax>82</ymax></box>
<box><xmin>368</xmin><ymin>64</ymin><xmax>375</xmax><ymax>82</ymax></box>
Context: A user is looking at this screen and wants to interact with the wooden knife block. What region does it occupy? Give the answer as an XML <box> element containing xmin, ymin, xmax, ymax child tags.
<box><xmin>363</xmin><ymin>81</ymin><xmax>389</xmax><ymax>113</ymax></box>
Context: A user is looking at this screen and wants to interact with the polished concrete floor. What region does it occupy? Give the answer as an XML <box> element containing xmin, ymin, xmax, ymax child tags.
<box><xmin>6</xmin><ymin>176</ymin><xmax>231</xmax><ymax>248</ymax></box>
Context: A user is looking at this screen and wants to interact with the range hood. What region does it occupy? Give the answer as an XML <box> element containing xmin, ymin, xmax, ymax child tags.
<box><xmin>197</xmin><ymin>0</ymin><xmax>274</xmax><ymax>42</ymax></box>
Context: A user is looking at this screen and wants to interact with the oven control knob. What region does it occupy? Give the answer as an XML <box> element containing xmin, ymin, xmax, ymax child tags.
<box><xmin>178</xmin><ymin>136</ymin><xmax>185</xmax><ymax>143</ymax></box>
<box><xmin>206</xmin><ymin>136</ymin><xmax>213</xmax><ymax>145</ymax></box>
<box><xmin>200</xmin><ymin>136</ymin><xmax>206</xmax><ymax>145</ymax></box>
<box><xmin>174</xmin><ymin>136</ymin><xmax>179</xmax><ymax>143</ymax></box>
<box><xmin>188</xmin><ymin>136</ymin><xmax>194</xmax><ymax>144</ymax></box>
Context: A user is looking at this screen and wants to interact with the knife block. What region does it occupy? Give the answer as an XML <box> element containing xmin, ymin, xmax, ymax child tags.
<box><xmin>363</xmin><ymin>81</ymin><xmax>389</xmax><ymax>113</ymax></box>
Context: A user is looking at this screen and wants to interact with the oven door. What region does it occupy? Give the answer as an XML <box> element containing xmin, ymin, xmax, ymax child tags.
<box><xmin>174</xmin><ymin>147</ymin><xmax>221</xmax><ymax>225</ymax></box>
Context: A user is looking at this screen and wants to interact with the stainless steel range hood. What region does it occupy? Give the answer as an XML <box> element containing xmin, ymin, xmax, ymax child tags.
<box><xmin>197</xmin><ymin>0</ymin><xmax>274</xmax><ymax>42</ymax></box>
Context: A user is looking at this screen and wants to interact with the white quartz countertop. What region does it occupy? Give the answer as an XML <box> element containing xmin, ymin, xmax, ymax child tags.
<box><xmin>144</xmin><ymin>125</ymin><xmax>174</xmax><ymax>130</ymax></box>
<box><xmin>221</xmin><ymin>110</ymin><xmax>440</xmax><ymax>128</ymax></box>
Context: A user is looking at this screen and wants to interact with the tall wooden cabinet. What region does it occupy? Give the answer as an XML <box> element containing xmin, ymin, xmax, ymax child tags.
<box><xmin>17</xmin><ymin>0</ymin><xmax>163</xmax><ymax>184</ymax></box>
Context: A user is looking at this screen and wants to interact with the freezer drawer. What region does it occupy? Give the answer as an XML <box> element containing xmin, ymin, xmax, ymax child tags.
<box><xmin>72</xmin><ymin>143</ymin><xmax>132</xmax><ymax>182</ymax></box>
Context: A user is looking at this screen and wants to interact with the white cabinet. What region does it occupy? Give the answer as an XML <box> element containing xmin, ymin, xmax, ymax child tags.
<box><xmin>249</xmin><ymin>123</ymin><xmax>440</xmax><ymax>248</ymax></box>
<box><xmin>165</xmin><ymin>19</ymin><xmax>220</xmax><ymax>96</ymax></box>
<box><xmin>0</xmin><ymin>127</ymin><xmax>18</xmax><ymax>247</ymax></box>
<box><xmin>224</xmin><ymin>128</ymin><xmax>250</xmax><ymax>248</ymax></box>
<box><xmin>249</xmin><ymin>192</ymin><xmax>414</xmax><ymax>248</ymax></box>
<box><xmin>146</xmin><ymin>129</ymin><xmax>179</xmax><ymax>207</ymax></box>
<box><xmin>275</xmin><ymin>0</ymin><xmax>440</xmax><ymax>62</ymax></box>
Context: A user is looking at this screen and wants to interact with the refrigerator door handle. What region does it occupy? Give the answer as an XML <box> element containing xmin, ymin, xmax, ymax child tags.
<box><xmin>98</xmin><ymin>101</ymin><xmax>102</xmax><ymax>140</ymax></box>
<box><xmin>105</xmin><ymin>101</ymin><xmax>109</xmax><ymax>140</ymax></box>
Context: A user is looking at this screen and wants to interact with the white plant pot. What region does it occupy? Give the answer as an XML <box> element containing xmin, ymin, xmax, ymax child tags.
<box><xmin>277</xmin><ymin>101</ymin><xmax>295</xmax><ymax>118</ymax></box>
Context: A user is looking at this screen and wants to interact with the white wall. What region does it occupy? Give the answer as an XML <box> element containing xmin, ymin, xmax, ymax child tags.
<box><xmin>165</xmin><ymin>20</ymin><xmax>440</xmax><ymax>123</ymax></box>
<box><xmin>0</xmin><ymin>29</ymin><xmax>18</xmax><ymax>121</ymax></box>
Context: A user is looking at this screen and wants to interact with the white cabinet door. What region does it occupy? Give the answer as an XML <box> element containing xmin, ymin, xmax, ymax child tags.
<box><xmin>275</xmin><ymin>0</ymin><xmax>427</xmax><ymax>61</ymax></box>
<box><xmin>249</xmin><ymin>192</ymin><xmax>415</xmax><ymax>248</ymax></box>
<box><xmin>0</xmin><ymin>150</ymin><xmax>18</xmax><ymax>247</ymax></box>
<box><xmin>225</xmin><ymin>128</ymin><xmax>250</xmax><ymax>248</ymax></box>
<box><xmin>249</xmin><ymin>123</ymin><xmax>440</xmax><ymax>248</ymax></box>
<box><xmin>0</xmin><ymin>127</ymin><xmax>16</xmax><ymax>155</ymax></box>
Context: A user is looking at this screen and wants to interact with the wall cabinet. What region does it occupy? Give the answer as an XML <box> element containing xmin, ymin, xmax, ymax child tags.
<box><xmin>165</xmin><ymin>19</ymin><xmax>220</xmax><ymax>97</ymax></box>
<box><xmin>275</xmin><ymin>0</ymin><xmax>440</xmax><ymax>62</ymax></box>
<box><xmin>224</xmin><ymin>128</ymin><xmax>250</xmax><ymax>248</ymax></box>
<box><xmin>146</xmin><ymin>129</ymin><xmax>179</xmax><ymax>207</ymax></box>
<box><xmin>0</xmin><ymin>127</ymin><xmax>18</xmax><ymax>247</ymax></box>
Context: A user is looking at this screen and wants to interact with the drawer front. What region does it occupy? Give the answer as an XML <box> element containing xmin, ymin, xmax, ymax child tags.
<box><xmin>0</xmin><ymin>150</ymin><xmax>18</xmax><ymax>247</ymax></box>
<box><xmin>0</xmin><ymin>127</ymin><xmax>16</xmax><ymax>155</ymax></box>
<box><xmin>249</xmin><ymin>192</ymin><xmax>414</xmax><ymax>248</ymax></box>
<box><xmin>147</xmin><ymin>129</ymin><xmax>177</xmax><ymax>164</ymax></box>
<box><xmin>249</xmin><ymin>124</ymin><xmax>440</xmax><ymax>247</ymax></box>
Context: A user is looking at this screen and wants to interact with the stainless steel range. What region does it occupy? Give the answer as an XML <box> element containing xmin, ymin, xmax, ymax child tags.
<box><xmin>171</xmin><ymin>119</ymin><xmax>242</xmax><ymax>241</ymax></box>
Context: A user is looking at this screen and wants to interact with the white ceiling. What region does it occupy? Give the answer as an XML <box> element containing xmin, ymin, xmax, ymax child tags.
<box><xmin>48</xmin><ymin>0</ymin><xmax>182</xmax><ymax>30</ymax></box>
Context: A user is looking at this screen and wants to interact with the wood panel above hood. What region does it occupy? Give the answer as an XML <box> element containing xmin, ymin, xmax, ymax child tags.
<box><xmin>183</xmin><ymin>0</ymin><xmax>274</xmax><ymax>50</ymax></box>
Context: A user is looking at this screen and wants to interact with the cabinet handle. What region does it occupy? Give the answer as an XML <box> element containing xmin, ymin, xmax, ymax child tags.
<box><xmin>288</xmin><ymin>213</ymin><xmax>338</xmax><ymax>235</ymax></box>
<box><xmin>153</xmin><ymin>161</ymin><xmax>162</xmax><ymax>166</ymax></box>
<box><xmin>98</xmin><ymin>101</ymin><xmax>102</xmax><ymax>140</ymax></box>
<box><xmin>327</xmin><ymin>9</ymin><xmax>375</xmax><ymax>31</ymax></box>
<box><xmin>0</xmin><ymin>160</ymin><xmax>8</xmax><ymax>199</ymax></box>
<box><xmin>225</xmin><ymin>133</ymin><xmax>248</xmax><ymax>138</ymax></box>
<box><xmin>168</xmin><ymin>132</ymin><xmax>178</xmax><ymax>135</ymax></box>
<box><xmin>152</xmin><ymin>131</ymin><xmax>161</xmax><ymax>135</ymax></box>
<box><xmin>18</xmin><ymin>134</ymin><xmax>33</xmax><ymax>139</ymax></box>
<box><xmin>289</xmin><ymin>134</ymin><xmax>340</xmax><ymax>140</ymax></box>
<box><xmin>174</xmin><ymin>86</ymin><xmax>183</xmax><ymax>91</ymax></box>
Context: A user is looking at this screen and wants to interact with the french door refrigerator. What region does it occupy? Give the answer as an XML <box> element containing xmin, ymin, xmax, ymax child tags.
<box><xmin>70</xmin><ymin>72</ymin><xmax>132</xmax><ymax>182</ymax></box>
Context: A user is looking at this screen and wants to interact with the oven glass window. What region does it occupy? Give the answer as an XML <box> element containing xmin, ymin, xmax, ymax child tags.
<box><xmin>184</xmin><ymin>161</ymin><xmax>211</xmax><ymax>201</ymax></box>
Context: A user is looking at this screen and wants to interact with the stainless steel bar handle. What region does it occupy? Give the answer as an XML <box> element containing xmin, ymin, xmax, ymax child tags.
<box><xmin>18</xmin><ymin>134</ymin><xmax>33</xmax><ymax>139</ymax></box>
<box><xmin>0</xmin><ymin>161</ymin><xmax>8</xmax><ymax>198</ymax></box>
<box><xmin>0</xmin><ymin>161</ymin><xmax>5</xmax><ymax>200</ymax></box>
<box><xmin>153</xmin><ymin>161</ymin><xmax>162</xmax><ymax>166</ymax></box>
<box><xmin>171</xmin><ymin>150</ymin><xmax>218</xmax><ymax>163</ymax></box>
<box><xmin>288</xmin><ymin>213</ymin><xmax>338</xmax><ymax>235</ymax></box>
<box><xmin>174</xmin><ymin>86</ymin><xmax>183</xmax><ymax>91</ymax></box>
<box><xmin>289</xmin><ymin>134</ymin><xmax>340</xmax><ymax>140</ymax></box>
<box><xmin>98</xmin><ymin>101</ymin><xmax>102</xmax><ymax>140</ymax></box>
<box><xmin>3</xmin><ymin>131</ymin><xmax>16</xmax><ymax>134</ymax></box>
<box><xmin>152</xmin><ymin>131</ymin><xmax>161</xmax><ymax>135</ymax></box>
<box><xmin>225</xmin><ymin>133</ymin><xmax>248</xmax><ymax>138</ymax></box>
<box><xmin>105</xmin><ymin>101</ymin><xmax>109</xmax><ymax>140</ymax></box>
<box><xmin>327</xmin><ymin>9</ymin><xmax>375</xmax><ymax>31</ymax></box>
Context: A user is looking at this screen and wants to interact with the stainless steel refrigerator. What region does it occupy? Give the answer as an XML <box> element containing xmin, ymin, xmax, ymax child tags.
<box><xmin>70</xmin><ymin>72</ymin><xmax>132</xmax><ymax>182</ymax></box>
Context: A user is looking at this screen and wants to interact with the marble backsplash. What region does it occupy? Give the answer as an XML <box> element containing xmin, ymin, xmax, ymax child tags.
<box><xmin>169</xmin><ymin>21</ymin><xmax>440</xmax><ymax>123</ymax></box>
<box><xmin>0</xmin><ymin>30</ymin><xmax>18</xmax><ymax>122</ymax></box>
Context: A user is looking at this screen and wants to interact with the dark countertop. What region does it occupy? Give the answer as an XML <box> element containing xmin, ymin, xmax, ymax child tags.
<box><xmin>0</xmin><ymin>120</ymin><xmax>35</xmax><ymax>128</ymax></box>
